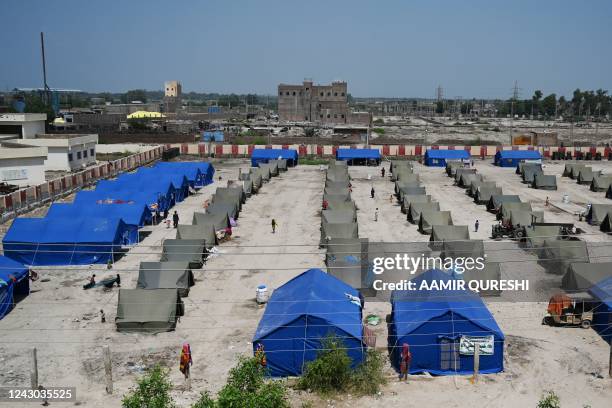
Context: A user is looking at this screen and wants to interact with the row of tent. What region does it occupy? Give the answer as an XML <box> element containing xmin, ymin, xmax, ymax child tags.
<box><xmin>0</xmin><ymin>256</ymin><xmax>30</xmax><ymax>320</ymax></box>
<box><xmin>563</xmin><ymin>163</ymin><xmax>612</xmax><ymax>231</ymax></box>
<box><xmin>422</xmin><ymin>149</ymin><xmax>542</xmax><ymax>168</ymax></box>
<box><xmin>515</xmin><ymin>162</ymin><xmax>557</xmax><ymax>190</ymax></box>
<box><xmin>2</xmin><ymin>162</ymin><xmax>215</xmax><ymax>266</ymax></box>
<box><xmin>116</xmin><ymin>153</ymin><xmax>294</xmax><ymax>333</ymax></box>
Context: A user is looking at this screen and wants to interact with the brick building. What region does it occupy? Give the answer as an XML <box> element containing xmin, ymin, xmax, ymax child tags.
<box><xmin>277</xmin><ymin>80</ymin><xmax>370</xmax><ymax>125</ymax></box>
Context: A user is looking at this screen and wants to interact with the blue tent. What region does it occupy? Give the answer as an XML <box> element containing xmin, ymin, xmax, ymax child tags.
<box><xmin>335</xmin><ymin>149</ymin><xmax>381</xmax><ymax>165</ymax></box>
<box><xmin>589</xmin><ymin>276</ymin><xmax>612</xmax><ymax>344</ymax></box>
<box><xmin>251</xmin><ymin>149</ymin><xmax>299</xmax><ymax>167</ymax></box>
<box><xmin>74</xmin><ymin>190</ymin><xmax>164</xmax><ymax>212</ymax></box>
<box><xmin>47</xmin><ymin>202</ymin><xmax>151</xmax><ymax>244</ymax></box>
<box><xmin>388</xmin><ymin>269</ymin><xmax>504</xmax><ymax>375</ymax></box>
<box><xmin>252</xmin><ymin>269</ymin><xmax>365</xmax><ymax>377</ymax></box>
<box><xmin>0</xmin><ymin>256</ymin><xmax>29</xmax><ymax>320</ymax></box>
<box><xmin>3</xmin><ymin>216</ymin><xmax>129</xmax><ymax>266</ymax></box>
<box><xmin>154</xmin><ymin>162</ymin><xmax>215</xmax><ymax>188</ymax></box>
<box><xmin>202</xmin><ymin>131</ymin><xmax>224</xmax><ymax>142</ymax></box>
<box><xmin>494</xmin><ymin>150</ymin><xmax>542</xmax><ymax>167</ymax></box>
<box><xmin>424</xmin><ymin>149</ymin><xmax>470</xmax><ymax>167</ymax></box>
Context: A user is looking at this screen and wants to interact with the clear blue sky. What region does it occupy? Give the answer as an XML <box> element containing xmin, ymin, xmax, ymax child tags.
<box><xmin>1</xmin><ymin>0</ymin><xmax>611</xmax><ymax>99</ymax></box>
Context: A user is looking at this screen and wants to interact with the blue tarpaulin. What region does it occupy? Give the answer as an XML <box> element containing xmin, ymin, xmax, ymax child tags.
<box><xmin>424</xmin><ymin>149</ymin><xmax>470</xmax><ymax>167</ymax></box>
<box><xmin>253</xmin><ymin>269</ymin><xmax>365</xmax><ymax>377</ymax></box>
<box><xmin>47</xmin><ymin>202</ymin><xmax>151</xmax><ymax>244</ymax></box>
<box><xmin>0</xmin><ymin>256</ymin><xmax>29</xmax><ymax>320</ymax></box>
<box><xmin>202</xmin><ymin>131</ymin><xmax>224</xmax><ymax>142</ymax></box>
<box><xmin>589</xmin><ymin>276</ymin><xmax>612</xmax><ymax>344</ymax></box>
<box><xmin>251</xmin><ymin>149</ymin><xmax>298</xmax><ymax>167</ymax></box>
<box><xmin>335</xmin><ymin>149</ymin><xmax>381</xmax><ymax>164</ymax></box>
<box><xmin>388</xmin><ymin>269</ymin><xmax>504</xmax><ymax>375</ymax></box>
<box><xmin>154</xmin><ymin>162</ymin><xmax>215</xmax><ymax>188</ymax></box>
<box><xmin>494</xmin><ymin>150</ymin><xmax>542</xmax><ymax>167</ymax></box>
<box><xmin>3</xmin><ymin>217</ymin><xmax>129</xmax><ymax>266</ymax></box>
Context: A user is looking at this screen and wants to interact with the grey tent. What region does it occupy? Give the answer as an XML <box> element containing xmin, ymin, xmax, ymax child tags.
<box><xmin>522</xmin><ymin>166</ymin><xmax>544</xmax><ymax>184</ymax></box>
<box><xmin>325</xmin><ymin>180</ymin><xmax>351</xmax><ymax>190</ymax></box>
<box><xmin>161</xmin><ymin>239</ymin><xmax>206</xmax><ymax>269</ymax></box>
<box><xmin>320</xmin><ymin>221</ymin><xmax>359</xmax><ymax>246</ymax></box>
<box><xmin>533</xmin><ymin>174</ymin><xmax>557</xmax><ymax>190</ymax></box>
<box><xmin>207</xmin><ymin>200</ymin><xmax>239</xmax><ymax>219</ymax></box>
<box><xmin>562</xmin><ymin>262</ymin><xmax>612</xmax><ymax>291</ymax></box>
<box><xmin>570</xmin><ymin>164</ymin><xmax>586</xmax><ymax>180</ymax></box>
<box><xmin>391</xmin><ymin>167</ymin><xmax>414</xmax><ymax>182</ymax></box>
<box><xmin>243</xmin><ymin>179</ymin><xmax>254</xmax><ymax>196</ymax></box>
<box><xmin>577</xmin><ymin>167</ymin><xmax>599</xmax><ymax>185</ymax></box>
<box><xmin>468</xmin><ymin>180</ymin><xmax>496</xmax><ymax>197</ymax></box>
<box><xmin>137</xmin><ymin>261</ymin><xmax>194</xmax><ymax>297</ymax></box>
<box><xmin>408</xmin><ymin>202</ymin><xmax>441</xmax><ymax>223</ymax></box>
<box><xmin>326</xmin><ymin>200</ymin><xmax>357</xmax><ymax>216</ymax></box>
<box><xmin>607</xmin><ymin>185</ymin><xmax>612</xmax><ymax>199</ymax></box>
<box><xmin>539</xmin><ymin>239</ymin><xmax>589</xmax><ymax>275</ymax></box>
<box><xmin>441</xmin><ymin>239</ymin><xmax>485</xmax><ymax>260</ymax></box>
<box><xmin>322</xmin><ymin>209</ymin><xmax>356</xmax><ymax>224</ymax></box>
<box><xmin>461</xmin><ymin>263</ymin><xmax>502</xmax><ymax>296</ymax></box>
<box><xmin>192</xmin><ymin>212</ymin><xmax>230</xmax><ymax>230</ymax></box>
<box><xmin>397</xmin><ymin>186</ymin><xmax>426</xmax><ymax>199</ymax></box>
<box><xmin>600</xmin><ymin>212</ymin><xmax>612</xmax><ymax>233</ymax></box>
<box><xmin>324</xmin><ymin>186</ymin><xmax>351</xmax><ymax>197</ymax></box>
<box><xmin>454</xmin><ymin>168</ymin><xmax>477</xmax><ymax>183</ymax></box>
<box><xmin>586</xmin><ymin>204</ymin><xmax>612</xmax><ymax>225</ymax></box>
<box><xmin>524</xmin><ymin>225</ymin><xmax>562</xmax><ymax>248</ymax></box>
<box><xmin>332</xmin><ymin>160</ymin><xmax>348</xmax><ymax>167</ymax></box>
<box><xmin>498</xmin><ymin>202</ymin><xmax>533</xmax><ymax>222</ymax></box>
<box><xmin>418</xmin><ymin>210</ymin><xmax>453</xmax><ymax>234</ymax></box>
<box><xmin>429</xmin><ymin>225</ymin><xmax>470</xmax><ymax>249</ymax></box>
<box><xmin>116</xmin><ymin>289</ymin><xmax>184</xmax><ymax>334</ymax></box>
<box><xmin>390</xmin><ymin>160</ymin><xmax>412</xmax><ymax>174</ymax></box>
<box><xmin>458</xmin><ymin>173</ymin><xmax>483</xmax><ymax>188</ymax></box>
<box><xmin>446</xmin><ymin>161</ymin><xmax>464</xmax><ymax>176</ymax></box>
<box><xmin>590</xmin><ymin>175</ymin><xmax>612</xmax><ymax>192</ymax></box>
<box><xmin>395</xmin><ymin>180</ymin><xmax>422</xmax><ymax>193</ymax></box>
<box><xmin>517</xmin><ymin>162</ymin><xmax>542</xmax><ymax>175</ymax></box>
<box><xmin>395</xmin><ymin>172</ymin><xmax>419</xmax><ymax>183</ymax></box>
<box><xmin>176</xmin><ymin>224</ymin><xmax>218</xmax><ymax>247</ymax></box>
<box><xmin>214</xmin><ymin>186</ymin><xmax>246</xmax><ymax>206</ymax></box>
<box><xmin>247</xmin><ymin>172</ymin><xmax>263</xmax><ymax>191</ymax></box>
<box><xmin>487</xmin><ymin>195</ymin><xmax>522</xmax><ymax>212</ymax></box>
<box><xmin>326</xmin><ymin>168</ymin><xmax>350</xmax><ymax>182</ymax></box>
<box><xmin>270</xmin><ymin>159</ymin><xmax>288</xmax><ymax>172</ymax></box>
<box><xmin>508</xmin><ymin>210</ymin><xmax>544</xmax><ymax>228</ymax></box>
<box><xmin>474</xmin><ymin>186</ymin><xmax>502</xmax><ymax>204</ymax></box>
<box><xmin>325</xmin><ymin>238</ymin><xmax>368</xmax><ymax>291</ymax></box>
<box><xmin>260</xmin><ymin>162</ymin><xmax>279</xmax><ymax>176</ymax></box>
<box><xmin>563</xmin><ymin>163</ymin><xmax>586</xmax><ymax>178</ymax></box>
<box><xmin>401</xmin><ymin>194</ymin><xmax>431</xmax><ymax>213</ymax></box>
<box><xmin>323</xmin><ymin>191</ymin><xmax>352</xmax><ymax>203</ymax></box>
<box><xmin>252</xmin><ymin>166</ymin><xmax>271</xmax><ymax>181</ymax></box>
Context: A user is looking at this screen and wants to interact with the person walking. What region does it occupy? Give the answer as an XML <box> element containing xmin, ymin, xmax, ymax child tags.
<box><xmin>399</xmin><ymin>343</ymin><xmax>412</xmax><ymax>382</ymax></box>
<box><xmin>271</xmin><ymin>218</ymin><xmax>277</xmax><ymax>233</ymax></box>
<box><xmin>545</xmin><ymin>196</ymin><xmax>550</xmax><ymax>207</ymax></box>
<box><xmin>371</xmin><ymin>186</ymin><xmax>375</xmax><ymax>199</ymax></box>
<box><xmin>179</xmin><ymin>342</ymin><xmax>193</xmax><ymax>390</ymax></box>
<box><xmin>374</xmin><ymin>208</ymin><xmax>379</xmax><ymax>222</ymax></box>
<box><xmin>172</xmin><ymin>211</ymin><xmax>179</xmax><ymax>228</ymax></box>
<box><xmin>475</xmin><ymin>219</ymin><xmax>480</xmax><ymax>232</ymax></box>
<box><xmin>381</xmin><ymin>167</ymin><xmax>385</xmax><ymax>178</ymax></box>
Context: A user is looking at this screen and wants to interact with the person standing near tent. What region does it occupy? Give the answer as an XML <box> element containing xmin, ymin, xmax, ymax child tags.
<box><xmin>173</xmin><ymin>211</ymin><xmax>179</xmax><ymax>228</ymax></box>
<box><xmin>475</xmin><ymin>219</ymin><xmax>479</xmax><ymax>232</ymax></box>
<box><xmin>371</xmin><ymin>186</ymin><xmax>375</xmax><ymax>199</ymax></box>
<box><xmin>255</xmin><ymin>343</ymin><xmax>267</xmax><ymax>368</ymax></box>
<box><xmin>399</xmin><ymin>343</ymin><xmax>412</xmax><ymax>381</ymax></box>
<box><xmin>271</xmin><ymin>219</ymin><xmax>277</xmax><ymax>233</ymax></box>
<box><xmin>375</xmin><ymin>208</ymin><xmax>379</xmax><ymax>222</ymax></box>
<box><xmin>179</xmin><ymin>342</ymin><xmax>193</xmax><ymax>389</ymax></box>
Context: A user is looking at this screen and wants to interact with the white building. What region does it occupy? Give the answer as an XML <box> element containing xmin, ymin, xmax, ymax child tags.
<box><xmin>12</xmin><ymin>134</ymin><xmax>98</xmax><ymax>171</ymax></box>
<box><xmin>0</xmin><ymin>142</ymin><xmax>47</xmax><ymax>187</ymax></box>
<box><xmin>0</xmin><ymin>113</ymin><xmax>47</xmax><ymax>139</ymax></box>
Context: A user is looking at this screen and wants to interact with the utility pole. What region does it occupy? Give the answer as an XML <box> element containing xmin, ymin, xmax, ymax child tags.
<box><xmin>40</xmin><ymin>32</ymin><xmax>51</xmax><ymax>107</ymax></box>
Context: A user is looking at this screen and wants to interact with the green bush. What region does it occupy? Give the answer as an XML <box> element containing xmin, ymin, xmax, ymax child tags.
<box><xmin>351</xmin><ymin>349</ymin><xmax>387</xmax><ymax>395</ymax></box>
<box><xmin>372</xmin><ymin>127</ymin><xmax>385</xmax><ymax>134</ymax></box>
<box><xmin>253</xmin><ymin>136</ymin><xmax>267</xmax><ymax>145</ymax></box>
<box><xmin>192</xmin><ymin>392</ymin><xmax>216</xmax><ymax>408</ymax></box>
<box><xmin>537</xmin><ymin>391</ymin><xmax>561</xmax><ymax>408</ymax></box>
<box><xmin>297</xmin><ymin>334</ymin><xmax>352</xmax><ymax>393</ymax></box>
<box><xmin>122</xmin><ymin>365</ymin><xmax>176</xmax><ymax>408</ymax></box>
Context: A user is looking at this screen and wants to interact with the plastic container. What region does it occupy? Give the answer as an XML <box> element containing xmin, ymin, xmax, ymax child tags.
<box><xmin>562</xmin><ymin>194</ymin><xmax>569</xmax><ymax>204</ymax></box>
<box><xmin>256</xmin><ymin>284</ymin><xmax>268</xmax><ymax>304</ymax></box>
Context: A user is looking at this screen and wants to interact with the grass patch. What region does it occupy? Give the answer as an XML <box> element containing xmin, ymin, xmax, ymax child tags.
<box><xmin>300</xmin><ymin>157</ymin><xmax>332</xmax><ymax>165</ymax></box>
<box><xmin>372</xmin><ymin>127</ymin><xmax>385</xmax><ymax>134</ymax></box>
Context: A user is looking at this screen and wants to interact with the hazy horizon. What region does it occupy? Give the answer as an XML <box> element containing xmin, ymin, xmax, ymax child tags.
<box><xmin>2</xmin><ymin>0</ymin><xmax>611</xmax><ymax>99</ymax></box>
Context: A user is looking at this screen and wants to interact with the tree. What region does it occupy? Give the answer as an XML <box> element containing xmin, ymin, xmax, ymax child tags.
<box><xmin>436</xmin><ymin>101</ymin><xmax>444</xmax><ymax>114</ymax></box>
<box><xmin>123</xmin><ymin>89</ymin><xmax>148</xmax><ymax>104</ymax></box>
<box><xmin>532</xmin><ymin>90</ymin><xmax>543</xmax><ymax>116</ymax></box>
<box><xmin>541</xmin><ymin>93</ymin><xmax>557</xmax><ymax>117</ymax></box>
<box><xmin>122</xmin><ymin>365</ymin><xmax>176</xmax><ymax>408</ymax></box>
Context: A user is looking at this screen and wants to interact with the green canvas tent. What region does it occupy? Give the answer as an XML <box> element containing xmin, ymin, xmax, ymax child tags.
<box><xmin>508</xmin><ymin>210</ymin><xmax>544</xmax><ymax>228</ymax></box>
<box><xmin>562</xmin><ymin>163</ymin><xmax>585</xmax><ymax>178</ymax></box>
<box><xmin>137</xmin><ymin>261</ymin><xmax>195</xmax><ymax>297</ymax></box>
<box><xmin>259</xmin><ymin>162</ymin><xmax>279</xmax><ymax>176</ymax></box>
<box><xmin>323</xmin><ymin>191</ymin><xmax>352</xmax><ymax>203</ymax></box>
<box><xmin>524</xmin><ymin>225</ymin><xmax>562</xmax><ymax>248</ymax></box>
<box><xmin>591</xmin><ymin>175</ymin><xmax>612</xmax><ymax>192</ymax></box>
<box><xmin>322</xmin><ymin>209</ymin><xmax>356</xmax><ymax>224</ymax></box>
<box><xmin>214</xmin><ymin>186</ymin><xmax>246</xmax><ymax>206</ymax></box>
<box><xmin>192</xmin><ymin>212</ymin><xmax>230</xmax><ymax>230</ymax></box>
<box><xmin>460</xmin><ymin>263</ymin><xmax>502</xmax><ymax>296</ymax></box>
<box><xmin>395</xmin><ymin>172</ymin><xmax>419</xmax><ymax>183</ymax></box>
<box><xmin>454</xmin><ymin>168</ymin><xmax>477</xmax><ymax>183</ymax></box>
<box><xmin>397</xmin><ymin>186</ymin><xmax>426</xmax><ymax>199</ymax></box>
<box><xmin>517</xmin><ymin>162</ymin><xmax>542</xmax><ymax>175</ymax></box>
<box><xmin>570</xmin><ymin>164</ymin><xmax>586</xmax><ymax>180</ymax></box>
<box><xmin>390</xmin><ymin>160</ymin><xmax>412</xmax><ymax>174</ymax></box>
<box><xmin>586</xmin><ymin>204</ymin><xmax>612</xmax><ymax>226</ymax></box>
<box><xmin>408</xmin><ymin>201</ymin><xmax>440</xmax><ymax>223</ymax></box>
<box><xmin>487</xmin><ymin>195</ymin><xmax>521</xmax><ymax>212</ymax></box>
<box><xmin>474</xmin><ymin>186</ymin><xmax>503</xmax><ymax>204</ymax></box>
<box><xmin>522</xmin><ymin>166</ymin><xmax>544</xmax><ymax>184</ymax></box>
<box><xmin>498</xmin><ymin>202</ymin><xmax>533</xmax><ymax>222</ymax></box>
<box><xmin>600</xmin><ymin>212</ymin><xmax>612</xmax><ymax>233</ymax></box>
<box><xmin>468</xmin><ymin>180</ymin><xmax>496</xmax><ymax>197</ymax></box>
<box><xmin>176</xmin><ymin>224</ymin><xmax>218</xmax><ymax>247</ymax></box>
<box><xmin>325</xmin><ymin>180</ymin><xmax>351</xmax><ymax>190</ymax></box>
<box><xmin>320</xmin><ymin>221</ymin><xmax>359</xmax><ymax>246</ymax></box>
<box><xmin>562</xmin><ymin>262</ymin><xmax>612</xmax><ymax>291</ymax></box>
<box><xmin>429</xmin><ymin>225</ymin><xmax>470</xmax><ymax>249</ymax></box>
<box><xmin>391</xmin><ymin>167</ymin><xmax>414</xmax><ymax>182</ymax></box>
<box><xmin>270</xmin><ymin>159</ymin><xmax>288</xmax><ymax>172</ymax></box>
<box><xmin>458</xmin><ymin>173</ymin><xmax>483</xmax><ymax>188</ymax></box>
<box><xmin>577</xmin><ymin>167</ymin><xmax>598</xmax><ymax>185</ymax></box>
<box><xmin>161</xmin><ymin>239</ymin><xmax>206</xmax><ymax>269</ymax></box>
<box><xmin>243</xmin><ymin>179</ymin><xmax>254</xmax><ymax>196</ymax></box>
<box><xmin>207</xmin><ymin>200</ymin><xmax>239</xmax><ymax>219</ymax></box>
<box><xmin>251</xmin><ymin>166</ymin><xmax>271</xmax><ymax>181</ymax></box>
<box><xmin>418</xmin><ymin>210</ymin><xmax>453</xmax><ymax>234</ymax></box>
<box><xmin>325</xmin><ymin>237</ymin><xmax>368</xmax><ymax>291</ymax></box>
<box><xmin>539</xmin><ymin>239</ymin><xmax>589</xmax><ymax>275</ymax></box>
<box><xmin>441</xmin><ymin>239</ymin><xmax>485</xmax><ymax>260</ymax></box>
<box><xmin>324</xmin><ymin>186</ymin><xmax>351</xmax><ymax>196</ymax></box>
<box><xmin>533</xmin><ymin>174</ymin><xmax>557</xmax><ymax>190</ymax></box>
<box><xmin>446</xmin><ymin>161</ymin><xmax>464</xmax><ymax>176</ymax></box>
<box><xmin>401</xmin><ymin>194</ymin><xmax>431</xmax><ymax>214</ymax></box>
<box><xmin>326</xmin><ymin>200</ymin><xmax>357</xmax><ymax>216</ymax></box>
<box><xmin>116</xmin><ymin>289</ymin><xmax>184</xmax><ymax>334</ymax></box>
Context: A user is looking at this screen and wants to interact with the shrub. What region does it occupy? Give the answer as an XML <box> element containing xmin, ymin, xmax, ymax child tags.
<box><xmin>297</xmin><ymin>334</ymin><xmax>352</xmax><ymax>393</ymax></box>
<box><xmin>351</xmin><ymin>349</ymin><xmax>387</xmax><ymax>395</ymax></box>
<box><xmin>122</xmin><ymin>365</ymin><xmax>176</xmax><ymax>408</ymax></box>
<box><xmin>373</xmin><ymin>127</ymin><xmax>385</xmax><ymax>134</ymax></box>
<box><xmin>253</xmin><ymin>136</ymin><xmax>267</xmax><ymax>145</ymax></box>
<box><xmin>192</xmin><ymin>391</ymin><xmax>216</xmax><ymax>408</ymax></box>
<box><xmin>537</xmin><ymin>391</ymin><xmax>561</xmax><ymax>408</ymax></box>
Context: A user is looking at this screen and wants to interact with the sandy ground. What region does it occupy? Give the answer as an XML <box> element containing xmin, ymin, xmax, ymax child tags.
<box><xmin>0</xmin><ymin>159</ymin><xmax>611</xmax><ymax>407</ymax></box>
